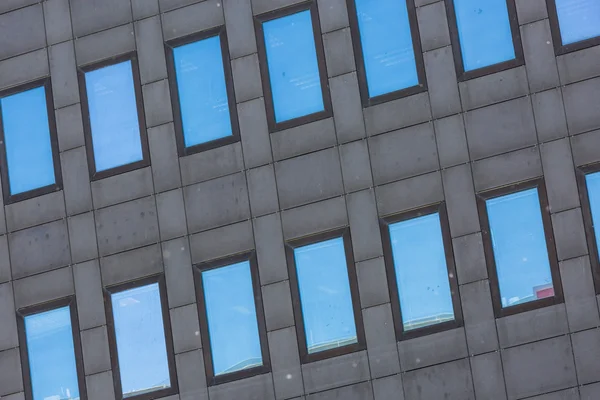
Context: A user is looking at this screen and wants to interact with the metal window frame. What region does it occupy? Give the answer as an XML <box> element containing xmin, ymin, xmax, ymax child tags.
<box><xmin>546</xmin><ymin>0</ymin><xmax>600</xmax><ymax>55</ymax></box>
<box><xmin>165</xmin><ymin>26</ymin><xmax>241</xmax><ymax>157</ymax></box>
<box><xmin>0</xmin><ymin>78</ymin><xmax>63</xmax><ymax>204</ymax></box>
<box><xmin>78</xmin><ymin>52</ymin><xmax>151</xmax><ymax>181</ymax></box>
<box><xmin>476</xmin><ymin>178</ymin><xmax>564</xmax><ymax>318</ymax></box>
<box><xmin>346</xmin><ymin>0</ymin><xmax>428</xmax><ymax>107</ymax></box>
<box><xmin>576</xmin><ymin>163</ymin><xmax>600</xmax><ymax>293</ymax></box>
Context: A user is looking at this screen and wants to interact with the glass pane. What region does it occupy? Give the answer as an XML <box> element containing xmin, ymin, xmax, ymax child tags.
<box><xmin>389</xmin><ymin>213</ymin><xmax>455</xmax><ymax>330</ymax></box>
<box><xmin>586</xmin><ymin>172</ymin><xmax>600</xmax><ymax>257</ymax></box>
<box><xmin>453</xmin><ymin>0</ymin><xmax>516</xmax><ymax>71</ymax></box>
<box><xmin>25</xmin><ymin>306</ymin><xmax>80</xmax><ymax>400</ymax></box>
<box><xmin>294</xmin><ymin>237</ymin><xmax>358</xmax><ymax>354</ymax></box>
<box><xmin>486</xmin><ymin>188</ymin><xmax>554</xmax><ymax>308</ymax></box>
<box><xmin>355</xmin><ymin>0</ymin><xmax>419</xmax><ymax>97</ymax></box>
<box><xmin>0</xmin><ymin>86</ymin><xmax>56</xmax><ymax>195</ymax></box>
<box><xmin>263</xmin><ymin>10</ymin><xmax>325</xmax><ymax>123</ymax></box>
<box><xmin>173</xmin><ymin>35</ymin><xmax>233</xmax><ymax>148</ymax></box>
<box><xmin>84</xmin><ymin>60</ymin><xmax>143</xmax><ymax>172</ymax></box>
<box><xmin>111</xmin><ymin>283</ymin><xmax>171</xmax><ymax>397</ymax></box>
<box><xmin>556</xmin><ymin>0</ymin><xmax>600</xmax><ymax>45</ymax></box>
<box><xmin>202</xmin><ymin>261</ymin><xmax>263</xmax><ymax>376</ymax></box>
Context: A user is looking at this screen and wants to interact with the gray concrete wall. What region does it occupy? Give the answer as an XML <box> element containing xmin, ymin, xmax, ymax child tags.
<box><xmin>0</xmin><ymin>0</ymin><xmax>600</xmax><ymax>399</ymax></box>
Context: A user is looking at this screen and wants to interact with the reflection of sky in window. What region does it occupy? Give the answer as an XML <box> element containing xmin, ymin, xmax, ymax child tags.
<box><xmin>294</xmin><ymin>237</ymin><xmax>358</xmax><ymax>354</ymax></box>
<box><xmin>263</xmin><ymin>10</ymin><xmax>325</xmax><ymax>123</ymax></box>
<box><xmin>486</xmin><ymin>188</ymin><xmax>554</xmax><ymax>308</ymax></box>
<box><xmin>25</xmin><ymin>306</ymin><xmax>80</xmax><ymax>400</ymax></box>
<box><xmin>556</xmin><ymin>0</ymin><xmax>600</xmax><ymax>45</ymax></box>
<box><xmin>202</xmin><ymin>261</ymin><xmax>263</xmax><ymax>376</ymax></box>
<box><xmin>173</xmin><ymin>35</ymin><xmax>233</xmax><ymax>148</ymax></box>
<box><xmin>0</xmin><ymin>86</ymin><xmax>56</xmax><ymax>195</ymax></box>
<box><xmin>111</xmin><ymin>283</ymin><xmax>171</xmax><ymax>397</ymax></box>
<box><xmin>453</xmin><ymin>0</ymin><xmax>516</xmax><ymax>71</ymax></box>
<box><xmin>355</xmin><ymin>0</ymin><xmax>419</xmax><ymax>97</ymax></box>
<box><xmin>389</xmin><ymin>213</ymin><xmax>455</xmax><ymax>330</ymax></box>
<box><xmin>84</xmin><ymin>61</ymin><xmax>143</xmax><ymax>172</ymax></box>
<box><xmin>586</xmin><ymin>172</ymin><xmax>600</xmax><ymax>259</ymax></box>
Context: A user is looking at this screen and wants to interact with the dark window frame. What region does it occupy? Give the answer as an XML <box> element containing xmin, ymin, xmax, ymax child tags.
<box><xmin>285</xmin><ymin>227</ymin><xmax>366</xmax><ymax>363</ymax></box>
<box><xmin>78</xmin><ymin>52</ymin><xmax>150</xmax><ymax>181</ymax></box>
<box><xmin>546</xmin><ymin>0</ymin><xmax>600</xmax><ymax>55</ymax></box>
<box><xmin>17</xmin><ymin>296</ymin><xmax>88</xmax><ymax>400</ymax></box>
<box><xmin>193</xmin><ymin>251</ymin><xmax>271</xmax><ymax>386</ymax></box>
<box><xmin>445</xmin><ymin>0</ymin><xmax>524</xmax><ymax>81</ymax></box>
<box><xmin>255</xmin><ymin>0</ymin><xmax>333</xmax><ymax>132</ymax></box>
<box><xmin>346</xmin><ymin>0</ymin><xmax>428</xmax><ymax>107</ymax></box>
<box><xmin>165</xmin><ymin>26</ymin><xmax>241</xmax><ymax>157</ymax></box>
<box><xmin>576</xmin><ymin>163</ymin><xmax>600</xmax><ymax>293</ymax></box>
<box><xmin>380</xmin><ymin>202</ymin><xmax>463</xmax><ymax>341</ymax></box>
<box><xmin>0</xmin><ymin>78</ymin><xmax>63</xmax><ymax>204</ymax></box>
<box><xmin>476</xmin><ymin>178</ymin><xmax>564</xmax><ymax>318</ymax></box>
<box><xmin>103</xmin><ymin>274</ymin><xmax>179</xmax><ymax>400</ymax></box>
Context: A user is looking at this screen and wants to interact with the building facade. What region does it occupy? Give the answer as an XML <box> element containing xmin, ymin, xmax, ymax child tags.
<box><xmin>0</xmin><ymin>0</ymin><xmax>600</xmax><ymax>399</ymax></box>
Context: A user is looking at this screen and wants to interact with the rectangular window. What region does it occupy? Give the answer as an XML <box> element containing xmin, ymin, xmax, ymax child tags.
<box><xmin>477</xmin><ymin>179</ymin><xmax>563</xmax><ymax>317</ymax></box>
<box><xmin>256</xmin><ymin>2</ymin><xmax>332</xmax><ymax>131</ymax></box>
<box><xmin>347</xmin><ymin>0</ymin><xmax>426</xmax><ymax>105</ymax></box>
<box><xmin>0</xmin><ymin>79</ymin><xmax>61</xmax><ymax>203</ymax></box>
<box><xmin>17</xmin><ymin>298</ymin><xmax>86</xmax><ymax>400</ymax></box>
<box><xmin>547</xmin><ymin>0</ymin><xmax>600</xmax><ymax>53</ymax></box>
<box><xmin>105</xmin><ymin>276</ymin><xmax>177</xmax><ymax>399</ymax></box>
<box><xmin>286</xmin><ymin>229</ymin><xmax>365</xmax><ymax>362</ymax></box>
<box><xmin>381</xmin><ymin>204</ymin><xmax>462</xmax><ymax>339</ymax></box>
<box><xmin>446</xmin><ymin>0</ymin><xmax>523</xmax><ymax>79</ymax></box>
<box><xmin>195</xmin><ymin>253</ymin><xmax>270</xmax><ymax>385</ymax></box>
<box><xmin>166</xmin><ymin>27</ymin><xmax>239</xmax><ymax>156</ymax></box>
<box><xmin>577</xmin><ymin>165</ymin><xmax>600</xmax><ymax>292</ymax></box>
<box><xmin>79</xmin><ymin>54</ymin><xmax>149</xmax><ymax>180</ymax></box>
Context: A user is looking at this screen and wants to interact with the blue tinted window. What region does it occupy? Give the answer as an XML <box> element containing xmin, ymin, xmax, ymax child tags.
<box><xmin>388</xmin><ymin>213</ymin><xmax>455</xmax><ymax>330</ymax></box>
<box><xmin>486</xmin><ymin>188</ymin><xmax>555</xmax><ymax>308</ymax></box>
<box><xmin>263</xmin><ymin>10</ymin><xmax>325</xmax><ymax>123</ymax></box>
<box><xmin>586</xmin><ymin>172</ymin><xmax>600</xmax><ymax>258</ymax></box>
<box><xmin>354</xmin><ymin>0</ymin><xmax>419</xmax><ymax>97</ymax></box>
<box><xmin>24</xmin><ymin>306</ymin><xmax>80</xmax><ymax>400</ymax></box>
<box><xmin>453</xmin><ymin>0</ymin><xmax>516</xmax><ymax>71</ymax></box>
<box><xmin>293</xmin><ymin>237</ymin><xmax>357</xmax><ymax>353</ymax></box>
<box><xmin>173</xmin><ymin>35</ymin><xmax>233</xmax><ymax>148</ymax></box>
<box><xmin>202</xmin><ymin>261</ymin><xmax>263</xmax><ymax>376</ymax></box>
<box><xmin>84</xmin><ymin>60</ymin><xmax>143</xmax><ymax>172</ymax></box>
<box><xmin>0</xmin><ymin>86</ymin><xmax>56</xmax><ymax>195</ymax></box>
<box><xmin>555</xmin><ymin>0</ymin><xmax>600</xmax><ymax>45</ymax></box>
<box><xmin>111</xmin><ymin>283</ymin><xmax>171</xmax><ymax>397</ymax></box>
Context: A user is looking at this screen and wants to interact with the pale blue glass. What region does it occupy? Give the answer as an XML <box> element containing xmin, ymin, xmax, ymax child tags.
<box><xmin>84</xmin><ymin>61</ymin><xmax>143</xmax><ymax>172</ymax></box>
<box><xmin>453</xmin><ymin>0</ymin><xmax>516</xmax><ymax>71</ymax></box>
<box><xmin>586</xmin><ymin>172</ymin><xmax>600</xmax><ymax>258</ymax></box>
<box><xmin>25</xmin><ymin>306</ymin><xmax>80</xmax><ymax>400</ymax></box>
<box><xmin>111</xmin><ymin>283</ymin><xmax>171</xmax><ymax>397</ymax></box>
<box><xmin>0</xmin><ymin>86</ymin><xmax>56</xmax><ymax>195</ymax></box>
<box><xmin>173</xmin><ymin>35</ymin><xmax>233</xmax><ymax>148</ymax></box>
<box><xmin>389</xmin><ymin>213</ymin><xmax>455</xmax><ymax>330</ymax></box>
<box><xmin>486</xmin><ymin>188</ymin><xmax>554</xmax><ymax>308</ymax></box>
<box><xmin>263</xmin><ymin>10</ymin><xmax>325</xmax><ymax>122</ymax></box>
<box><xmin>355</xmin><ymin>0</ymin><xmax>419</xmax><ymax>97</ymax></box>
<box><xmin>294</xmin><ymin>237</ymin><xmax>357</xmax><ymax>353</ymax></box>
<box><xmin>202</xmin><ymin>261</ymin><xmax>263</xmax><ymax>376</ymax></box>
<box><xmin>556</xmin><ymin>0</ymin><xmax>600</xmax><ymax>45</ymax></box>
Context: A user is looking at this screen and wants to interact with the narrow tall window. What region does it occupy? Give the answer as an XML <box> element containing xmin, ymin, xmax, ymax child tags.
<box><xmin>79</xmin><ymin>54</ymin><xmax>149</xmax><ymax>179</ymax></box>
<box><xmin>478</xmin><ymin>180</ymin><xmax>563</xmax><ymax>316</ymax></box>
<box><xmin>577</xmin><ymin>166</ymin><xmax>600</xmax><ymax>292</ymax></box>
<box><xmin>17</xmin><ymin>298</ymin><xmax>86</xmax><ymax>400</ymax></box>
<box><xmin>381</xmin><ymin>204</ymin><xmax>461</xmax><ymax>338</ymax></box>
<box><xmin>547</xmin><ymin>0</ymin><xmax>600</xmax><ymax>53</ymax></box>
<box><xmin>166</xmin><ymin>27</ymin><xmax>239</xmax><ymax>155</ymax></box>
<box><xmin>0</xmin><ymin>79</ymin><xmax>61</xmax><ymax>203</ymax></box>
<box><xmin>195</xmin><ymin>254</ymin><xmax>270</xmax><ymax>385</ymax></box>
<box><xmin>286</xmin><ymin>229</ymin><xmax>365</xmax><ymax>362</ymax></box>
<box><xmin>256</xmin><ymin>2</ymin><xmax>332</xmax><ymax>131</ymax></box>
<box><xmin>105</xmin><ymin>277</ymin><xmax>177</xmax><ymax>399</ymax></box>
<box><xmin>348</xmin><ymin>0</ymin><xmax>426</xmax><ymax>104</ymax></box>
<box><xmin>446</xmin><ymin>0</ymin><xmax>523</xmax><ymax>79</ymax></box>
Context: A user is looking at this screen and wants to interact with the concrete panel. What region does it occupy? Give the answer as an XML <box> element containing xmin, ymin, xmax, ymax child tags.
<box><xmin>6</xmin><ymin>191</ymin><xmax>65</xmax><ymax>232</ymax></box>
<box><xmin>418</xmin><ymin>1</ymin><xmax>451</xmax><ymax>52</ymax></box>
<box><xmin>170</xmin><ymin>303</ymin><xmax>202</xmax><ymax>354</ymax></box>
<box><xmin>156</xmin><ymin>189</ymin><xmax>187</xmax><ymax>241</ymax></box>
<box><xmin>61</xmin><ymin>147</ymin><xmax>93</xmax><ymax>216</ymax></box>
<box><xmin>560</xmin><ymin>256</ymin><xmax>600</xmax><ymax>332</ymax></box>
<box><xmin>86</xmin><ymin>371</ymin><xmax>116</xmax><ymax>400</ymax></box>
<box><xmin>356</xmin><ymin>257</ymin><xmax>389</xmax><ymax>309</ymax></box>
<box><xmin>68</xmin><ymin>212</ymin><xmax>99</xmax><ymax>264</ymax></box>
<box><xmin>254</xmin><ymin>213</ymin><xmax>288</xmax><ymax>285</ymax></box>
<box><xmin>252</xmin><ymin>0</ymin><xmax>305</xmax><ymax>14</ymax></box>
<box><xmin>175</xmin><ymin>349</ymin><xmax>208</xmax><ymax>400</ymax></box>
<box><xmin>74</xmin><ymin>24</ymin><xmax>136</xmax><ymax>67</ymax></box>
<box><xmin>541</xmin><ymin>138</ymin><xmax>579</xmax><ymax>213</ymax></box>
<box><xmin>557</xmin><ymin>45</ymin><xmax>600</xmax><ymax>86</ymax></box>
<box><xmin>532</xmin><ymin>88</ymin><xmax>569</xmax><ymax>143</ymax></box>
<box><xmin>0</xmin><ymin>5</ymin><xmax>45</xmax><ymax>61</ymax></box>
<box><xmin>425</xmin><ymin>46</ymin><xmax>461</xmax><ymax>118</ymax></box>
<box><xmin>323</xmin><ymin>27</ymin><xmax>355</xmax><ymax>78</ymax></box>
<box><xmin>208</xmin><ymin>373</ymin><xmax>275</xmax><ymax>400</ymax></box>
<box><xmin>0</xmin><ymin>49</ymin><xmax>48</xmax><ymax>90</ymax></box>
<box><xmin>472</xmin><ymin>146</ymin><xmax>542</xmax><ymax>192</ymax></box>
<box><xmin>91</xmin><ymin>167</ymin><xmax>154</xmax><ymax>209</ymax></box>
<box><xmin>340</xmin><ymin>139</ymin><xmax>373</xmax><ymax>193</ymax></box>
<box><xmin>302</xmin><ymin>350</ymin><xmax>370</xmax><ymax>394</ymax></box>
<box><xmin>148</xmin><ymin>123</ymin><xmax>182</xmax><ymax>193</ymax></box>
<box><xmin>521</xmin><ymin>20</ymin><xmax>560</xmax><ymax>93</ymax></box>
<box><xmin>364</xmin><ymin>92</ymin><xmax>431</xmax><ymax>136</ymax></box>
<box><xmin>364</xmin><ymin>304</ymin><xmax>400</xmax><ymax>378</ymax></box>
<box><xmin>70</xmin><ymin>0</ymin><xmax>132</xmax><ymax>37</ymax></box>
<box><xmin>572</xmin><ymin>328</ymin><xmax>600</xmax><ymax>385</ymax></box>
<box><xmin>142</xmin><ymin>78</ymin><xmax>173</xmax><ymax>128</ymax></box>
<box><xmin>571</xmin><ymin>129</ymin><xmax>600</xmax><ymax>167</ymax></box>
<box><xmin>399</xmin><ymin>327</ymin><xmax>468</xmax><ymax>372</ymax></box>
<box><xmin>471</xmin><ymin>351</ymin><xmax>508</xmax><ymax>400</ymax></box>
<box><xmin>262</xmin><ymin>280</ymin><xmax>294</xmax><ymax>332</ymax></box>
<box><xmin>0</xmin><ymin>348</ymin><xmax>23</xmax><ymax>396</ymax></box>
<box><xmin>135</xmin><ymin>15</ymin><xmax>168</xmax><ymax>85</ymax></box>
<box><xmin>0</xmin><ymin>283</ymin><xmax>18</xmax><ymax>351</ymax></box>
<box><xmin>179</xmin><ymin>141</ymin><xmax>244</xmax><ymax>187</ymax></box>
<box><xmin>100</xmin><ymin>244</ymin><xmax>163</xmax><ymax>286</ymax></box>
<box><xmin>189</xmin><ymin>221</ymin><xmax>254</xmax><ymax>264</ymax></box>
<box><xmin>372</xmin><ymin>374</ymin><xmax>404</xmax><ymax>400</ymax></box>
<box><xmin>162</xmin><ymin>237</ymin><xmax>196</xmax><ymax>308</ymax></box>
<box><xmin>162</xmin><ymin>0</ymin><xmax>224</xmax><ymax>41</ymax></box>
<box><xmin>581</xmin><ymin>382</ymin><xmax>600</xmax><ymax>400</ymax></box>
<box><xmin>81</xmin><ymin>326</ymin><xmax>111</xmax><ymax>375</ymax></box>
<box><xmin>132</xmin><ymin>0</ymin><xmax>159</xmax><ymax>19</ymax></box>
<box><xmin>14</xmin><ymin>266</ymin><xmax>74</xmax><ymax>309</ymax></box>
<box><xmin>330</xmin><ymin>72</ymin><xmax>366</xmax><ymax>143</ymax></box>
<box><xmin>403</xmin><ymin>358</ymin><xmax>475</xmax><ymax>400</ymax></box>
<box><xmin>271</xmin><ymin>118</ymin><xmax>337</xmax><ymax>162</ymax></box>
<box><xmin>44</xmin><ymin>0</ymin><xmax>71</xmax><ymax>45</ymax></box>
<box><xmin>563</xmin><ymin>77</ymin><xmax>600</xmax><ymax>135</ymax></box>
<box><xmin>0</xmin><ymin>236</ymin><xmax>9</xmax><ymax>284</ymax></box>
<box><xmin>231</xmin><ymin>53</ymin><xmax>263</xmax><ymax>103</ymax></box>
<box><xmin>551</xmin><ymin>208</ymin><xmax>588</xmax><ymax>261</ymax></box>
<box><xmin>317</xmin><ymin>0</ymin><xmax>350</xmax><ymax>33</ymax></box>
<box><xmin>238</xmin><ymin>98</ymin><xmax>272</xmax><ymax>169</ymax></box>
<box><xmin>281</xmin><ymin>196</ymin><xmax>347</xmax><ymax>240</ymax></box>
<box><xmin>223</xmin><ymin>0</ymin><xmax>257</xmax><ymax>59</ymax></box>
<box><xmin>247</xmin><ymin>165</ymin><xmax>280</xmax><ymax>217</ymax></box>
<box><xmin>268</xmin><ymin>327</ymin><xmax>303</xmax><ymax>400</ymax></box>
<box><xmin>459</xmin><ymin>66</ymin><xmax>529</xmax><ymax>111</ymax></box>
<box><xmin>56</xmin><ymin>103</ymin><xmax>85</xmax><ymax>152</ymax></box>
<box><xmin>50</xmin><ymin>40</ymin><xmax>80</xmax><ymax>109</ymax></box>
<box><xmin>73</xmin><ymin>260</ymin><xmax>106</xmax><ymax>330</ymax></box>
<box><xmin>497</xmin><ymin>304</ymin><xmax>569</xmax><ymax>349</ymax></box>
<box><xmin>375</xmin><ymin>171</ymin><xmax>444</xmax><ymax>216</ymax></box>
<box><xmin>308</xmin><ymin>382</ymin><xmax>373</xmax><ymax>400</ymax></box>
<box><xmin>515</xmin><ymin>0</ymin><xmax>548</xmax><ymax>24</ymax></box>
<box><xmin>347</xmin><ymin>189</ymin><xmax>383</xmax><ymax>261</ymax></box>
<box><xmin>453</xmin><ymin>232</ymin><xmax>487</xmax><ymax>285</ymax></box>
<box><xmin>443</xmin><ymin>163</ymin><xmax>480</xmax><ymax>237</ymax></box>
<box><xmin>460</xmin><ymin>280</ymin><xmax>499</xmax><ymax>355</ymax></box>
